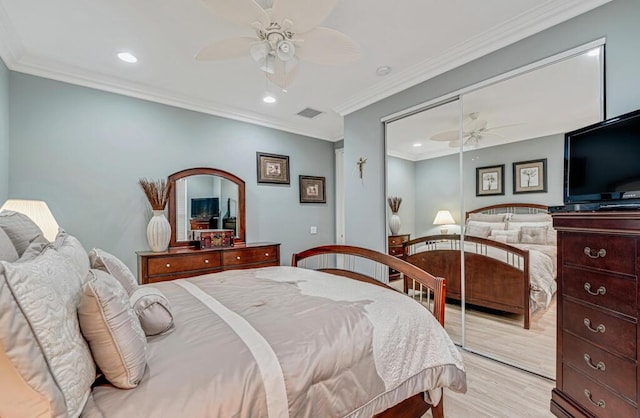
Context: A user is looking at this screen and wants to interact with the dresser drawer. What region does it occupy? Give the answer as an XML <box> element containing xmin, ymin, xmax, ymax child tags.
<box><xmin>563</xmin><ymin>299</ymin><xmax>636</xmax><ymax>359</ymax></box>
<box><xmin>147</xmin><ymin>253</ymin><xmax>221</xmax><ymax>276</ymax></box>
<box><xmin>389</xmin><ymin>235</ymin><xmax>409</xmax><ymax>246</ymax></box>
<box><xmin>562</xmin><ymin>233</ymin><xmax>636</xmax><ymax>275</ymax></box>
<box><xmin>223</xmin><ymin>246</ymin><xmax>278</xmax><ymax>267</ymax></box>
<box><xmin>389</xmin><ymin>246</ymin><xmax>404</xmax><ymax>257</ymax></box>
<box><xmin>563</xmin><ymin>332</ymin><xmax>636</xmax><ymax>401</ymax></box>
<box><xmin>562</xmin><ymin>365</ymin><xmax>636</xmax><ymax>418</ymax></box>
<box><xmin>563</xmin><ymin>266</ymin><xmax>637</xmax><ymax>317</ymax></box>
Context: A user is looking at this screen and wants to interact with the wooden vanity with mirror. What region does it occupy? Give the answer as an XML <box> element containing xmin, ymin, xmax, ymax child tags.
<box><xmin>137</xmin><ymin>167</ymin><xmax>280</xmax><ymax>284</ymax></box>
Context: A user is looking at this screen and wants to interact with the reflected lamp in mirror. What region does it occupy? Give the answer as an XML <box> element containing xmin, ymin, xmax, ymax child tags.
<box><xmin>0</xmin><ymin>199</ymin><xmax>60</xmax><ymax>241</ymax></box>
<box><xmin>433</xmin><ymin>210</ymin><xmax>455</xmax><ymax>235</ymax></box>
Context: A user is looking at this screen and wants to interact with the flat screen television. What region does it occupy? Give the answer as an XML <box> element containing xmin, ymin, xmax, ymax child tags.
<box><xmin>191</xmin><ymin>197</ymin><xmax>219</xmax><ymax>219</ymax></box>
<box><xmin>564</xmin><ymin>108</ymin><xmax>640</xmax><ymax>210</ymax></box>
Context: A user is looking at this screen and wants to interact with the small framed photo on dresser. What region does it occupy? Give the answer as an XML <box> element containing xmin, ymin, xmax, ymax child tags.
<box><xmin>299</xmin><ymin>175</ymin><xmax>326</xmax><ymax>203</ymax></box>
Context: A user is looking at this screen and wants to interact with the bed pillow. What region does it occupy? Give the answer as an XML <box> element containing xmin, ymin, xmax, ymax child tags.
<box><xmin>0</xmin><ymin>210</ymin><xmax>47</xmax><ymax>256</ymax></box>
<box><xmin>489</xmin><ymin>229</ymin><xmax>520</xmax><ymax>243</ymax></box>
<box><xmin>53</xmin><ymin>229</ymin><xmax>90</xmax><ymax>280</ymax></box>
<box><xmin>130</xmin><ymin>286</ymin><xmax>175</xmax><ymax>336</ymax></box>
<box><xmin>17</xmin><ymin>235</ymin><xmax>52</xmax><ymax>262</ymax></box>
<box><xmin>78</xmin><ymin>269</ymin><xmax>147</xmax><ymax>389</ymax></box>
<box><xmin>0</xmin><ymin>227</ymin><xmax>19</xmax><ymax>262</ymax></box>
<box><xmin>89</xmin><ymin>248</ymin><xmax>139</xmax><ymax>295</ymax></box>
<box><xmin>509</xmin><ymin>213</ymin><xmax>551</xmax><ymax>222</ymax></box>
<box><xmin>467</xmin><ymin>220</ymin><xmax>506</xmax><ymax>234</ymax></box>
<box><xmin>465</xmin><ymin>224</ymin><xmax>492</xmax><ymax>238</ymax></box>
<box><xmin>0</xmin><ymin>248</ymin><xmax>96</xmax><ymax>418</ymax></box>
<box><xmin>520</xmin><ymin>226</ymin><xmax>548</xmax><ymax>244</ymax></box>
<box><xmin>468</xmin><ymin>213</ymin><xmax>507</xmax><ymax>222</ymax></box>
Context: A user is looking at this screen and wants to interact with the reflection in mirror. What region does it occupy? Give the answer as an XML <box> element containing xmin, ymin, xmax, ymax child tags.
<box><xmin>168</xmin><ymin>167</ymin><xmax>246</xmax><ymax>246</ymax></box>
<box><xmin>458</xmin><ymin>46</ymin><xmax>603</xmax><ymax>378</ymax></box>
<box><xmin>386</xmin><ymin>98</ymin><xmax>463</xmax><ymax>345</ymax></box>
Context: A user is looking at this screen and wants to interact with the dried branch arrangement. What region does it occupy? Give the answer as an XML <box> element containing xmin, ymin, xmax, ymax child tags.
<box><xmin>387</xmin><ymin>196</ymin><xmax>402</xmax><ymax>213</ymax></box>
<box><xmin>139</xmin><ymin>178</ymin><xmax>172</xmax><ymax>210</ymax></box>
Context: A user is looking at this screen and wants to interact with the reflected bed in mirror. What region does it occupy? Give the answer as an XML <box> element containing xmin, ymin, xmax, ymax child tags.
<box><xmin>168</xmin><ymin>167</ymin><xmax>246</xmax><ymax>246</ymax></box>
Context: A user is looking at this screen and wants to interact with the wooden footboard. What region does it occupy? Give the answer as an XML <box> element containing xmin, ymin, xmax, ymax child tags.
<box><xmin>291</xmin><ymin>244</ymin><xmax>446</xmax><ymax>417</ymax></box>
<box><xmin>404</xmin><ymin>235</ymin><xmax>531</xmax><ymax>329</ymax></box>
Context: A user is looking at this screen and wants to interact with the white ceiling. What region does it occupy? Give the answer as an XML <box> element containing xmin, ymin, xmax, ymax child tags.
<box><xmin>387</xmin><ymin>48</ymin><xmax>603</xmax><ymax>161</ymax></box>
<box><xmin>0</xmin><ymin>0</ymin><xmax>612</xmax><ymax>141</ymax></box>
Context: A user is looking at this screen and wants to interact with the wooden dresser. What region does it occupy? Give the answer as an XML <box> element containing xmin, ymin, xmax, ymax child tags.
<box><xmin>551</xmin><ymin>212</ymin><xmax>639</xmax><ymax>418</ymax></box>
<box><xmin>388</xmin><ymin>234</ymin><xmax>410</xmax><ymax>279</ymax></box>
<box><xmin>137</xmin><ymin>242</ymin><xmax>280</xmax><ymax>284</ymax></box>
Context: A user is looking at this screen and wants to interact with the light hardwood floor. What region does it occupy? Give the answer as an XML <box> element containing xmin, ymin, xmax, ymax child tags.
<box><xmin>423</xmin><ymin>350</ymin><xmax>555</xmax><ymax>418</ymax></box>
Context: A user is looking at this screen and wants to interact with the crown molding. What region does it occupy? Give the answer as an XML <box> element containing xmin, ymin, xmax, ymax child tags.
<box><xmin>335</xmin><ymin>0</ymin><xmax>613</xmax><ymax>116</ymax></box>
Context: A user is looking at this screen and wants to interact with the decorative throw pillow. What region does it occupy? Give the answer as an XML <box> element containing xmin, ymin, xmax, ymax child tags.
<box><xmin>0</xmin><ymin>248</ymin><xmax>96</xmax><ymax>418</ymax></box>
<box><xmin>507</xmin><ymin>220</ymin><xmax>553</xmax><ymax>232</ymax></box>
<box><xmin>520</xmin><ymin>226</ymin><xmax>548</xmax><ymax>244</ymax></box>
<box><xmin>0</xmin><ymin>210</ymin><xmax>46</xmax><ymax>256</ymax></box>
<box><xmin>489</xmin><ymin>229</ymin><xmax>520</xmax><ymax>243</ymax></box>
<box><xmin>467</xmin><ymin>220</ymin><xmax>506</xmax><ymax>234</ymax></box>
<box><xmin>130</xmin><ymin>286</ymin><xmax>175</xmax><ymax>336</ymax></box>
<box><xmin>465</xmin><ymin>224</ymin><xmax>492</xmax><ymax>238</ymax></box>
<box><xmin>468</xmin><ymin>213</ymin><xmax>507</xmax><ymax>222</ymax></box>
<box><xmin>547</xmin><ymin>228</ymin><xmax>558</xmax><ymax>246</ymax></box>
<box><xmin>490</xmin><ymin>234</ymin><xmax>508</xmax><ymax>244</ymax></box>
<box><xmin>53</xmin><ymin>229</ymin><xmax>91</xmax><ymax>281</ymax></box>
<box><xmin>0</xmin><ymin>227</ymin><xmax>19</xmax><ymax>262</ymax></box>
<box><xmin>17</xmin><ymin>234</ymin><xmax>52</xmax><ymax>262</ymax></box>
<box><xmin>78</xmin><ymin>269</ymin><xmax>147</xmax><ymax>389</ymax></box>
<box><xmin>89</xmin><ymin>248</ymin><xmax>139</xmax><ymax>295</ymax></box>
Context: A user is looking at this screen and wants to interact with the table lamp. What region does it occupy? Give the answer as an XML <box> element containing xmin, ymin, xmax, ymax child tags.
<box><xmin>0</xmin><ymin>199</ymin><xmax>60</xmax><ymax>241</ymax></box>
<box><xmin>433</xmin><ymin>210</ymin><xmax>455</xmax><ymax>235</ymax></box>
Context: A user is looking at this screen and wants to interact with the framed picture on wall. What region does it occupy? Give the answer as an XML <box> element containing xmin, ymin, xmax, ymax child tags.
<box><xmin>476</xmin><ymin>164</ymin><xmax>505</xmax><ymax>196</ymax></box>
<box><xmin>513</xmin><ymin>158</ymin><xmax>547</xmax><ymax>194</ymax></box>
<box><xmin>299</xmin><ymin>175</ymin><xmax>326</xmax><ymax>203</ymax></box>
<box><xmin>256</xmin><ymin>152</ymin><xmax>290</xmax><ymax>184</ymax></box>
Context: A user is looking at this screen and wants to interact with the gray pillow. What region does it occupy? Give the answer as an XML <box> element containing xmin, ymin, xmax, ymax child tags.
<box><xmin>17</xmin><ymin>234</ymin><xmax>52</xmax><ymax>262</ymax></box>
<box><xmin>466</xmin><ymin>224</ymin><xmax>491</xmax><ymax>238</ymax></box>
<box><xmin>89</xmin><ymin>248</ymin><xmax>139</xmax><ymax>295</ymax></box>
<box><xmin>53</xmin><ymin>229</ymin><xmax>90</xmax><ymax>282</ymax></box>
<box><xmin>0</xmin><ymin>210</ymin><xmax>46</xmax><ymax>256</ymax></box>
<box><xmin>0</xmin><ymin>227</ymin><xmax>19</xmax><ymax>262</ymax></box>
<box><xmin>130</xmin><ymin>286</ymin><xmax>175</xmax><ymax>336</ymax></box>
<box><xmin>520</xmin><ymin>226</ymin><xmax>548</xmax><ymax>244</ymax></box>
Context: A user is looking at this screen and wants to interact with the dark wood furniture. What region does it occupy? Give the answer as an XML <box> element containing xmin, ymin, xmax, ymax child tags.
<box><xmin>138</xmin><ymin>242</ymin><xmax>280</xmax><ymax>284</ymax></box>
<box><xmin>292</xmin><ymin>244</ymin><xmax>447</xmax><ymax>418</ymax></box>
<box><xmin>388</xmin><ymin>234</ymin><xmax>410</xmax><ymax>279</ymax></box>
<box><xmin>403</xmin><ymin>203</ymin><xmax>550</xmax><ymax>329</ymax></box>
<box><xmin>551</xmin><ymin>212</ymin><xmax>639</xmax><ymax>418</ymax></box>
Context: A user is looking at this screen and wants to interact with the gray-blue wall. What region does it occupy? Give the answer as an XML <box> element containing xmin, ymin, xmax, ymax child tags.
<box><xmin>0</xmin><ymin>59</ymin><xmax>8</xmax><ymax>203</ymax></box>
<box><xmin>386</xmin><ymin>156</ymin><xmax>415</xmax><ymax>236</ymax></box>
<box><xmin>8</xmin><ymin>73</ymin><xmax>335</xmax><ymax>274</ymax></box>
<box><xmin>345</xmin><ymin>0</ymin><xmax>640</xmax><ymax>251</ymax></box>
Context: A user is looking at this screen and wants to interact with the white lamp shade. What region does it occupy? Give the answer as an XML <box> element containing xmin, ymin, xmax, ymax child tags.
<box><xmin>433</xmin><ymin>210</ymin><xmax>455</xmax><ymax>225</ymax></box>
<box><xmin>1</xmin><ymin>199</ymin><xmax>60</xmax><ymax>241</ymax></box>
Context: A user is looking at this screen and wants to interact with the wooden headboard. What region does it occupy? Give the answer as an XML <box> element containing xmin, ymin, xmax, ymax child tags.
<box><xmin>465</xmin><ymin>203</ymin><xmax>549</xmax><ymax>220</ymax></box>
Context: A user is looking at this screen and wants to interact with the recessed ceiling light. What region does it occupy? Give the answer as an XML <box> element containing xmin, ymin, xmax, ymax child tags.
<box><xmin>376</xmin><ymin>66</ymin><xmax>392</xmax><ymax>76</ymax></box>
<box><xmin>413</xmin><ymin>143</ymin><xmax>422</xmax><ymax>147</ymax></box>
<box><xmin>263</xmin><ymin>93</ymin><xmax>277</xmax><ymax>104</ymax></box>
<box><xmin>117</xmin><ymin>52</ymin><xmax>138</xmax><ymax>63</ymax></box>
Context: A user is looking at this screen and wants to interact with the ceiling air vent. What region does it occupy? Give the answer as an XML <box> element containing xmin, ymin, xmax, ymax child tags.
<box><xmin>297</xmin><ymin>107</ymin><xmax>324</xmax><ymax>119</ymax></box>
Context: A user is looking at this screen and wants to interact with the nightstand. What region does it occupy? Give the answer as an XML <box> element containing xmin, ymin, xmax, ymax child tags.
<box><xmin>388</xmin><ymin>234</ymin><xmax>410</xmax><ymax>280</ymax></box>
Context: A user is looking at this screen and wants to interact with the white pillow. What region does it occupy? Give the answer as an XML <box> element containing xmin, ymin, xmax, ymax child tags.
<box><xmin>468</xmin><ymin>213</ymin><xmax>507</xmax><ymax>222</ymax></box>
<box><xmin>53</xmin><ymin>229</ymin><xmax>91</xmax><ymax>280</ymax></box>
<box><xmin>130</xmin><ymin>286</ymin><xmax>175</xmax><ymax>336</ymax></box>
<box><xmin>507</xmin><ymin>221</ymin><xmax>553</xmax><ymax>232</ymax></box>
<box><xmin>520</xmin><ymin>226</ymin><xmax>548</xmax><ymax>244</ymax></box>
<box><xmin>0</xmin><ymin>227</ymin><xmax>19</xmax><ymax>262</ymax></box>
<box><xmin>489</xmin><ymin>229</ymin><xmax>520</xmax><ymax>243</ymax></box>
<box><xmin>509</xmin><ymin>213</ymin><xmax>551</xmax><ymax>222</ymax></box>
<box><xmin>0</xmin><ymin>210</ymin><xmax>46</xmax><ymax>256</ymax></box>
<box><xmin>89</xmin><ymin>248</ymin><xmax>139</xmax><ymax>295</ymax></box>
<box><xmin>467</xmin><ymin>220</ymin><xmax>506</xmax><ymax>234</ymax></box>
<box><xmin>466</xmin><ymin>224</ymin><xmax>491</xmax><ymax>238</ymax></box>
<box><xmin>78</xmin><ymin>270</ymin><xmax>147</xmax><ymax>389</ymax></box>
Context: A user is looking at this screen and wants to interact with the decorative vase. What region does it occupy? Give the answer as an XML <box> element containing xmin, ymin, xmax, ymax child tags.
<box><xmin>147</xmin><ymin>210</ymin><xmax>171</xmax><ymax>252</ymax></box>
<box><xmin>389</xmin><ymin>213</ymin><xmax>401</xmax><ymax>235</ymax></box>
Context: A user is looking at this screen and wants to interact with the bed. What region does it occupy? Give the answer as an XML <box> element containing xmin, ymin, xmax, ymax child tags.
<box><xmin>0</xmin><ymin>215</ymin><xmax>466</xmax><ymax>418</ymax></box>
<box><xmin>403</xmin><ymin>203</ymin><xmax>557</xmax><ymax>329</ymax></box>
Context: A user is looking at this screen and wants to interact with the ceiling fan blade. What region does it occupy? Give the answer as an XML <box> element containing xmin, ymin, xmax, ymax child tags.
<box><xmin>271</xmin><ymin>0</ymin><xmax>338</xmax><ymax>33</ymax></box>
<box><xmin>486</xmin><ymin>122</ymin><xmax>524</xmax><ymax>131</ymax></box>
<box><xmin>267</xmin><ymin>58</ymin><xmax>299</xmax><ymax>90</ymax></box>
<box><xmin>201</xmin><ymin>0</ymin><xmax>270</xmax><ymax>28</ymax></box>
<box><xmin>431</xmin><ymin>130</ymin><xmax>460</xmax><ymax>142</ymax></box>
<box><xmin>466</xmin><ymin>118</ymin><xmax>487</xmax><ymax>132</ymax></box>
<box><xmin>295</xmin><ymin>27</ymin><xmax>361</xmax><ymax>65</ymax></box>
<box><xmin>195</xmin><ymin>37</ymin><xmax>256</xmax><ymax>61</ymax></box>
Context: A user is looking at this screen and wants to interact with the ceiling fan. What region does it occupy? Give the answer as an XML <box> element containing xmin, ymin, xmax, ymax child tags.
<box><xmin>196</xmin><ymin>0</ymin><xmax>362</xmax><ymax>90</ymax></box>
<box><xmin>431</xmin><ymin>112</ymin><xmax>519</xmax><ymax>148</ymax></box>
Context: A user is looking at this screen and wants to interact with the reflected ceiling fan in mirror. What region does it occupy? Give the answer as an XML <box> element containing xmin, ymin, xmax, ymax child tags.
<box><xmin>196</xmin><ymin>0</ymin><xmax>362</xmax><ymax>90</ymax></box>
<box><xmin>431</xmin><ymin>112</ymin><xmax>520</xmax><ymax>148</ymax></box>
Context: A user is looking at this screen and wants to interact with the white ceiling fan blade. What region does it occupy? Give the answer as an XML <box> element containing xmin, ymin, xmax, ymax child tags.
<box><xmin>486</xmin><ymin>122</ymin><xmax>524</xmax><ymax>131</ymax></box>
<box><xmin>295</xmin><ymin>27</ymin><xmax>362</xmax><ymax>65</ymax></box>
<box><xmin>195</xmin><ymin>37</ymin><xmax>256</xmax><ymax>61</ymax></box>
<box><xmin>267</xmin><ymin>58</ymin><xmax>299</xmax><ymax>90</ymax></box>
<box><xmin>201</xmin><ymin>0</ymin><xmax>270</xmax><ymax>28</ymax></box>
<box><xmin>271</xmin><ymin>0</ymin><xmax>338</xmax><ymax>33</ymax></box>
<box><xmin>431</xmin><ymin>130</ymin><xmax>461</xmax><ymax>142</ymax></box>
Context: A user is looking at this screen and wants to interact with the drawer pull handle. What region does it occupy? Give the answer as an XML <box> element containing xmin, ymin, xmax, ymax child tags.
<box><xmin>584</xmin><ymin>283</ymin><xmax>606</xmax><ymax>296</ymax></box>
<box><xmin>583</xmin><ymin>247</ymin><xmax>606</xmax><ymax>259</ymax></box>
<box><xmin>583</xmin><ymin>318</ymin><xmax>606</xmax><ymax>333</ymax></box>
<box><xmin>165</xmin><ymin>263</ymin><xmax>171</xmax><ymax>268</ymax></box>
<box><xmin>265</xmin><ymin>253</ymin><xmax>269</xmax><ymax>257</ymax></box>
<box><xmin>583</xmin><ymin>354</ymin><xmax>606</xmax><ymax>371</ymax></box>
<box><xmin>584</xmin><ymin>389</ymin><xmax>606</xmax><ymax>409</ymax></box>
<box><xmin>236</xmin><ymin>256</ymin><xmax>241</xmax><ymax>260</ymax></box>
<box><xmin>204</xmin><ymin>259</ymin><xmax>209</xmax><ymax>264</ymax></box>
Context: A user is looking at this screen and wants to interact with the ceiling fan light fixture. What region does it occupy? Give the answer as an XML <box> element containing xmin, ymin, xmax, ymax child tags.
<box><xmin>250</xmin><ymin>42</ymin><xmax>271</xmax><ymax>62</ymax></box>
<box><xmin>262</xmin><ymin>93</ymin><xmax>277</xmax><ymax>104</ymax></box>
<box><xmin>276</xmin><ymin>40</ymin><xmax>296</xmax><ymax>61</ymax></box>
<box><xmin>117</xmin><ymin>52</ymin><xmax>138</xmax><ymax>63</ymax></box>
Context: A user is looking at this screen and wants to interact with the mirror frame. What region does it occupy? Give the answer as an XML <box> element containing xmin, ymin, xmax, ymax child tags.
<box><xmin>168</xmin><ymin>167</ymin><xmax>246</xmax><ymax>247</ymax></box>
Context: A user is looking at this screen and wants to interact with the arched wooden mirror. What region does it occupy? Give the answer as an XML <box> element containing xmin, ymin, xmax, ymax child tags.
<box><xmin>168</xmin><ymin>167</ymin><xmax>246</xmax><ymax>247</ymax></box>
